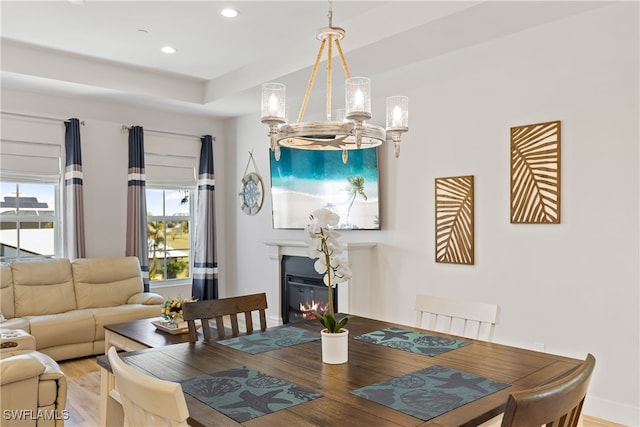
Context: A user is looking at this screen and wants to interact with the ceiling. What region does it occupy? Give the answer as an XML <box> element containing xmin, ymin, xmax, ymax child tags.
<box><xmin>0</xmin><ymin>1</ymin><xmax>608</xmax><ymax>120</ymax></box>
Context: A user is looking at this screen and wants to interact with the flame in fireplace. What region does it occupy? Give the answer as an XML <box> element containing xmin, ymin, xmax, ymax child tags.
<box><xmin>298</xmin><ymin>300</ymin><xmax>329</xmax><ymax>320</ymax></box>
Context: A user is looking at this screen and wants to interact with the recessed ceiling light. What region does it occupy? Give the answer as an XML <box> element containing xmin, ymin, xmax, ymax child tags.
<box><xmin>161</xmin><ymin>46</ymin><xmax>176</xmax><ymax>54</ymax></box>
<box><xmin>220</xmin><ymin>8</ymin><xmax>239</xmax><ymax>18</ymax></box>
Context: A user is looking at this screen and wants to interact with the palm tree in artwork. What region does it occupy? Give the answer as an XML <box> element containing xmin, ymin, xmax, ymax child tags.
<box><xmin>345</xmin><ymin>176</ymin><xmax>367</xmax><ymax>225</ymax></box>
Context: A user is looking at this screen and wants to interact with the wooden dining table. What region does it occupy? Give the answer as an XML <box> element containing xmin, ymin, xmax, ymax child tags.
<box><xmin>97</xmin><ymin>315</ymin><xmax>582</xmax><ymax>427</ymax></box>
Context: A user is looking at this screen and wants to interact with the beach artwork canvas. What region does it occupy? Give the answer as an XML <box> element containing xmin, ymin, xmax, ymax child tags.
<box><xmin>269</xmin><ymin>147</ymin><xmax>380</xmax><ymax>230</ymax></box>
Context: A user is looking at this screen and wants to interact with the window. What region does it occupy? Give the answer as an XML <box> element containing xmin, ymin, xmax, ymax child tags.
<box><xmin>146</xmin><ymin>189</ymin><xmax>192</xmax><ymax>284</ymax></box>
<box><xmin>0</xmin><ymin>182</ymin><xmax>59</xmax><ymax>261</ymax></box>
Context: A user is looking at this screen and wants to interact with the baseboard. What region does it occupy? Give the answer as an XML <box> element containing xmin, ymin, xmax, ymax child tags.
<box><xmin>267</xmin><ymin>314</ymin><xmax>282</xmax><ymax>328</ymax></box>
<box><xmin>584</xmin><ymin>394</ymin><xmax>639</xmax><ymax>426</ymax></box>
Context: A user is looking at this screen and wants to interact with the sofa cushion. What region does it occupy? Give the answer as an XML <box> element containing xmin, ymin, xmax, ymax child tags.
<box><xmin>72</xmin><ymin>256</ymin><xmax>145</xmax><ymax>309</ymax></box>
<box><xmin>12</xmin><ymin>259</ymin><xmax>76</xmax><ymax>317</ymax></box>
<box><xmin>27</xmin><ymin>310</ymin><xmax>95</xmax><ymax>350</ymax></box>
<box><xmin>0</xmin><ymin>264</ymin><xmax>14</xmax><ymax>319</ymax></box>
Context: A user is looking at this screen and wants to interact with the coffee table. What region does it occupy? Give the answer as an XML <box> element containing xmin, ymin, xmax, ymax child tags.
<box><xmin>101</xmin><ymin>317</ymin><xmax>211</xmax><ymax>426</ymax></box>
<box><xmin>104</xmin><ymin>317</ymin><xmax>197</xmax><ymax>353</ymax></box>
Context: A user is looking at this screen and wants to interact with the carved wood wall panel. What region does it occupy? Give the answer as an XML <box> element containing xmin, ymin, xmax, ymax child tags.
<box><xmin>435</xmin><ymin>175</ymin><xmax>474</xmax><ymax>265</ymax></box>
<box><xmin>510</xmin><ymin>120</ymin><xmax>561</xmax><ymax>224</ymax></box>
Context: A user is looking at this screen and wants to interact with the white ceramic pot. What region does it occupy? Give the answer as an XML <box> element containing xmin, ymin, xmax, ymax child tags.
<box><xmin>321</xmin><ymin>328</ymin><xmax>349</xmax><ymax>364</ymax></box>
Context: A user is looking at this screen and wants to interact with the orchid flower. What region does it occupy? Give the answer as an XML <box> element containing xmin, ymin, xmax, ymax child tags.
<box><xmin>305</xmin><ymin>208</ymin><xmax>352</xmax><ymax>333</ymax></box>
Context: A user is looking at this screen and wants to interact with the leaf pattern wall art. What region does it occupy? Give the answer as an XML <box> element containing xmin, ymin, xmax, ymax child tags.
<box><xmin>435</xmin><ymin>175</ymin><xmax>474</xmax><ymax>265</ymax></box>
<box><xmin>510</xmin><ymin>120</ymin><xmax>561</xmax><ymax>224</ymax></box>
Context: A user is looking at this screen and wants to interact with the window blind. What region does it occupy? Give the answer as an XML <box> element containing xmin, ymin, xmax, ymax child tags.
<box><xmin>145</xmin><ymin>152</ymin><xmax>197</xmax><ymax>188</ymax></box>
<box><xmin>143</xmin><ymin>133</ymin><xmax>198</xmax><ymax>189</ymax></box>
<box><xmin>0</xmin><ymin>116</ymin><xmax>63</xmax><ymax>183</ymax></box>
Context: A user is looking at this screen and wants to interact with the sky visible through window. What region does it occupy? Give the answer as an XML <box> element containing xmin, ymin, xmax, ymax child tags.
<box><xmin>0</xmin><ymin>182</ymin><xmax>55</xmax><ymax>208</ymax></box>
<box><xmin>146</xmin><ymin>189</ymin><xmax>189</xmax><ymax>216</ymax></box>
<box><xmin>0</xmin><ymin>182</ymin><xmax>57</xmax><ymax>260</ymax></box>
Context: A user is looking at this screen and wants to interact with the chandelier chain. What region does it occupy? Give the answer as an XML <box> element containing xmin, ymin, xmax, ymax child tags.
<box><xmin>328</xmin><ymin>0</ymin><xmax>333</xmax><ymax>27</ymax></box>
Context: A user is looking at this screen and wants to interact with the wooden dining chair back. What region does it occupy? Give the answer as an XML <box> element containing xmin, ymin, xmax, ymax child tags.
<box><xmin>414</xmin><ymin>294</ymin><xmax>499</xmax><ymax>341</ymax></box>
<box><xmin>107</xmin><ymin>346</ymin><xmax>189</xmax><ymax>427</ymax></box>
<box><xmin>182</xmin><ymin>292</ymin><xmax>268</xmax><ymax>342</ymax></box>
<box><xmin>500</xmin><ymin>353</ymin><xmax>596</xmax><ymax>427</ymax></box>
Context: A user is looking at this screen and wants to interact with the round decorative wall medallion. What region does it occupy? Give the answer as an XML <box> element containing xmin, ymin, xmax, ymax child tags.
<box><xmin>239</xmin><ymin>172</ymin><xmax>263</xmax><ymax>215</ymax></box>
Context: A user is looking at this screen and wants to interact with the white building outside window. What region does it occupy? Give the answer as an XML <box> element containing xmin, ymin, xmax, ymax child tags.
<box><xmin>0</xmin><ymin>182</ymin><xmax>60</xmax><ymax>262</ymax></box>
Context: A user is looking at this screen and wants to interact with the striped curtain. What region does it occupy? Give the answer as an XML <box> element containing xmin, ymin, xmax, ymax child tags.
<box><xmin>126</xmin><ymin>126</ymin><xmax>150</xmax><ymax>291</ymax></box>
<box><xmin>63</xmin><ymin>118</ymin><xmax>86</xmax><ymax>259</ymax></box>
<box><xmin>192</xmin><ymin>135</ymin><xmax>218</xmax><ymax>300</ymax></box>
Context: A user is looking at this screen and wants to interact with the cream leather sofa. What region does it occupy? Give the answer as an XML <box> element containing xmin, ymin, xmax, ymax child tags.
<box><xmin>0</xmin><ymin>256</ymin><xmax>164</xmax><ymax>361</ymax></box>
<box><xmin>0</xmin><ymin>329</ymin><xmax>67</xmax><ymax>427</ymax></box>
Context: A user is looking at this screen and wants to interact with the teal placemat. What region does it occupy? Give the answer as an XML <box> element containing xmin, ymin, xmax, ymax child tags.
<box><xmin>181</xmin><ymin>366</ymin><xmax>322</xmax><ymax>423</ymax></box>
<box><xmin>354</xmin><ymin>327</ymin><xmax>469</xmax><ymax>356</ymax></box>
<box><xmin>217</xmin><ymin>325</ymin><xmax>319</xmax><ymax>354</ymax></box>
<box><xmin>351</xmin><ymin>365</ymin><xmax>510</xmax><ymax>421</ymax></box>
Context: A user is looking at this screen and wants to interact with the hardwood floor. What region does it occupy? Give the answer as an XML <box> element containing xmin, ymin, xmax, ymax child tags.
<box><xmin>59</xmin><ymin>356</ymin><xmax>625</xmax><ymax>427</ymax></box>
<box><xmin>60</xmin><ymin>357</ymin><xmax>101</xmax><ymax>427</ymax></box>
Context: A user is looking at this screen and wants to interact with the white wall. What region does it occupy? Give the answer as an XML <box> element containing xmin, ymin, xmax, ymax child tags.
<box><xmin>227</xmin><ymin>3</ymin><xmax>639</xmax><ymax>424</ymax></box>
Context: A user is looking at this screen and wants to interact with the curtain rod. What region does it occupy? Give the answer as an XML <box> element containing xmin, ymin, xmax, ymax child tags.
<box><xmin>121</xmin><ymin>125</ymin><xmax>208</xmax><ymax>140</ymax></box>
<box><xmin>1</xmin><ymin>111</ymin><xmax>85</xmax><ymax>125</ymax></box>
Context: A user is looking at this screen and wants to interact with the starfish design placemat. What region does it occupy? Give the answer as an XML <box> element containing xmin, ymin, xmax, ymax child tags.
<box><xmin>354</xmin><ymin>327</ymin><xmax>469</xmax><ymax>356</ymax></box>
<box><xmin>181</xmin><ymin>366</ymin><xmax>322</xmax><ymax>423</ymax></box>
<box><xmin>351</xmin><ymin>365</ymin><xmax>510</xmax><ymax>421</ymax></box>
<box><xmin>216</xmin><ymin>325</ymin><xmax>319</xmax><ymax>354</ymax></box>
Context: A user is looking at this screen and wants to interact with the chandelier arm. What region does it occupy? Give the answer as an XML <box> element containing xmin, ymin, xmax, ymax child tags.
<box><xmin>326</xmin><ymin>34</ymin><xmax>333</xmax><ymax>121</ymax></box>
<box><xmin>263</xmin><ymin>0</ymin><xmax>408</xmax><ymax>161</ymax></box>
<box><xmin>334</xmin><ymin>39</ymin><xmax>351</xmax><ymax>79</ymax></box>
<box><xmin>298</xmin><ymin>39</ymin><xmax>327</xmax><ymax>123</ymax></box>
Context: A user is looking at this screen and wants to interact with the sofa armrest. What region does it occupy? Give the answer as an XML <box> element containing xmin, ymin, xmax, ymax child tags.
<box><xmin>127</xmin><ymin>292</ymin><xmax>164</xmax><ymax>305</ymax></box>
<box><xmin>0</xmin><ymin>353</ymin><xmax>46</xmax><ymax>385</ymax></box>
<box><xmin>30</xmin><ymin>351</ymin><xmax>68</xmax><ymax>410</ymax></box>
<box><xmin>29</xmin><ymin>351</ymin><xmax>65</xmax><ymax>382</ymax></box>
<box><xmin>0</xmin><ymin>329</ymin><xmax>36</xmax><ymax>352</ymax></box>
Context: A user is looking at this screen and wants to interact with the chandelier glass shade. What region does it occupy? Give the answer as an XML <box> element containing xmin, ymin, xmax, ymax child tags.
<box><xmin>261</xmin><ymin>2</ymin><xmax>408</xmax><ymax>163</ymax></box>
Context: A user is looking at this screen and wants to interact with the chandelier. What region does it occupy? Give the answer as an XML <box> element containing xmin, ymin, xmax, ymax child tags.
<box><xmin>261</xmin><ymin>1</ymin><xmax>408</xmax><ymax>163</ymax></box>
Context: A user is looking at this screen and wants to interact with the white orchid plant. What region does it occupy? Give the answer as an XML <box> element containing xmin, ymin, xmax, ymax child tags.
<box><xmin>304</xmin><ymin>208</ymin><xmax>352</xmax><ymax>333</ymax></box>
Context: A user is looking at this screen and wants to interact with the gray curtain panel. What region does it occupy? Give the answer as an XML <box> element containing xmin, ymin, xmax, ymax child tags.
<box><xmin>63</xmin><ymin>118</ymin><xmax>86</xmax><ymax>259</ymax></box>
<box><xmin>192</xmin><ymin>135</ymin><xmax>218</xmax><ymax>300</ymax></box>
<box><xmin>126</xmin><ymin>126</ymin><xmax>150</xmax><ymax>291</ymax></box>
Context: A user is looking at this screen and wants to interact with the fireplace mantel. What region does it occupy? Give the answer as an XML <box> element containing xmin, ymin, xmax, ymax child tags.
<box><xmin>264</xmin><ymin>240</ymin><xmax>377</xmax><ymax>325</ymax></box>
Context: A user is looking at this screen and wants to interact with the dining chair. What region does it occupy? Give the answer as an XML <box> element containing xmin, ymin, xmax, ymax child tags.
<box><xmin>106</xmin><ymin>346</ymin><xmax>189</xmax><ymax>427</ymax></box>
<box><xmin>414</xmin><ymin>294</ymin><xmax>499</xmax><ymax>340</ymax></box>
<box><xmin>182</xmin><ymin>292</ymin><xmax>268</xmax><ymax>342</ymax></box>
<box><xmin>500</xmin><ymin>353</ymin><xmax>596</xmax><ymax>427</ymax></box>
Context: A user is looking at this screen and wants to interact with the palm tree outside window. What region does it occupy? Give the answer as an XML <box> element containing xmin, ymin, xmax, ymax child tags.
<box><xmin>146</xmin><ymin>188</ymin><xmax>193</xmax><ymax>284</ymax></box>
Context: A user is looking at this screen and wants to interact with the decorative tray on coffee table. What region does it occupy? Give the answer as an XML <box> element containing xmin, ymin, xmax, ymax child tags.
<box><xmin>152</xmin><ymin>320</ymin><xmax>200</xmax><ymax>335</ymax></box>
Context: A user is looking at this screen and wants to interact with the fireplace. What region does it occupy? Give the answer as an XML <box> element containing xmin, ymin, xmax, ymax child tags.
<box><xmin>264</xmin><ymin>240</ymin><xmax>376</xmax><ymax>325</ymax></box>
<box><xmin>281</xmin><ymin>256</ymin><xmax>337</xmax><ymax>324</ymax></box>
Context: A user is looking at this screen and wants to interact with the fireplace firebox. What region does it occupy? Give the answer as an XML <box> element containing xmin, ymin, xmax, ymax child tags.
<box><xmin>281</xmin><ymin>255</ymin><xmax>337</xmax><ymax>324</ymax></box>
